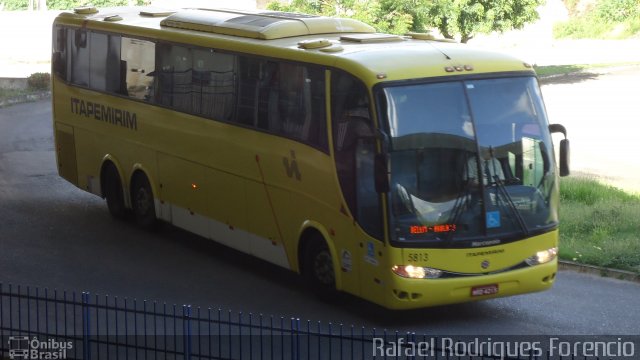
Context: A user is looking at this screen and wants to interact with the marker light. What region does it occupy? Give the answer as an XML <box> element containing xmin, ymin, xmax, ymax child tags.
<box><xmin>525</xmin><ymin>247</ymin><xmax>558</xmax><ymax>266</ymax></box>
<box><xmin>392</xmin><ymin>265</ymin><xmax>443</xmax><ymax>279</ymax></box>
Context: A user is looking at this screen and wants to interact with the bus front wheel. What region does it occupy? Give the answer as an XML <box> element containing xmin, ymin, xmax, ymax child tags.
<box><xmin>303</xmin><ymin>235</ymin><xmax>336</xmax><ymax>299</ymax></box>
<box><xmin>131</xmin><ymin>173</ymin><xmax>158</xmax><ymax>230</ymax></box>
<box><xmin>103</xmin><ymin>163</ymin><xmax>126</xmax><ymax>220</ymax></box>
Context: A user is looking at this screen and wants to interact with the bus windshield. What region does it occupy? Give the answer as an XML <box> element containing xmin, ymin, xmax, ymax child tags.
<box><xmin>381</xmin><ymin>77</ymin><xmax>558</xmax><ymax>247</ymax></box>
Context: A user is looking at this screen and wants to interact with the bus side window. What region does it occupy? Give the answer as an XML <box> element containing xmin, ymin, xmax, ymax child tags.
<box><xmin>89</xmin><ymin>32</ymin><xmax>107</xmax><ymax>91</ymax></box>
<box><xmin>52</xmin><ymin>26</ymin><xmax>68</xmax><ymax>80</ymax></box>
<box><xmin>89</xmin><ymin>32</ymin><xmax>122</xmax><ymax>93</ymax></box>
<box><xmin>256</xmin><ymin>61</ymin><xmax>327</xmax><ymax>150</ymax></box>
<box><xmin>121</xmin><ymin>37</ymin><xmax>156</xmax><ymax>101</ymax></box>
<box><xmin>106</xmin><ymin>35</ymin><xmax>122</xmax><ymax>94</ymax></box>
<box><xmin>192</xmin><ymin>48</ymin><xmax>237</xmax><ymax>122</ymax></box>
<box><xmin>69</xmin><ymin>28</ymin><xmax>90</xmax><ymax>87</ymax></box>
<box><xmin>236</xmin><ymin>56</ymin><xmax>261</xmax><ymax>126</ymax></box>
<box><xmin>331</xmin><ymin>70</ymin><xmax>382</xmax><ymax>238</ymax></box>
<box><xmin>155</xmin><ymin>43</ymin><xmax>192</xmax><ymax>109</ymax></box>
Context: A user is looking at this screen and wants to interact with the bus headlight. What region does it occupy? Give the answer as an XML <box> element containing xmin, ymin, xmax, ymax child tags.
<box><xmin>392</xmin><ymin>265</ymin><xmax>443</xmax><ymax>279</ymax></box>
<box><xmin>525</xmin><ymin>247</ymin><xmax>558</xmax><ymax>266</ymax></box>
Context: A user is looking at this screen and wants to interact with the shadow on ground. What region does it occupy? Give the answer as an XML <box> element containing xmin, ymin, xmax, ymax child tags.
<box><xmin>539</xmin><ymin>71</ymin><xmax>601</xmax><ymax>85</ymax></box>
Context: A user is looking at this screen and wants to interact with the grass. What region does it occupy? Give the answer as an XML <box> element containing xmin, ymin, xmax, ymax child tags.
<box><xmin>0</xmin><ymin>87</ymin><xmax>33</xmax><ymax>99</ymax></box>
<box><xmin>553</xmin><ymin>17</ymin><xmax>615</xmax><ymax>39</ymax></box>
<box><xmin>559</xmin><ymin>177</ymin><xmax>640</xmax><ymax>273</ymax></box>
<box><xmin>534</xmin><ymin>64</ymin><xmax>589</xmax><ymax>77</ymax></box>
<box><xmin>0</xmin><ymin>87</ymin><xmax>48</xmax><ymax>107</ymax></box>
<box><xmin>555</xmin><ymin>17</ymin><xmax>640</xmax><ymax>39</ymax></box>
<box><xmin>553</xmin><ymin>0</ymin><xmax>640</xmax><ymax>40</ymax></box>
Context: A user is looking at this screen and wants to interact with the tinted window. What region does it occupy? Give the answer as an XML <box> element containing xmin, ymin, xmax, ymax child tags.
<box><xmin>121</xmin><ymin>37</ymin><xmax>155</xmax><ymax>101</ymax></box>
<box><xmin>61</xmin><ymin>27</ymin><xmax>124</xmax><ymax>95</ymax></box>
<box><xmin>236</xmin><ymin>56</ymin><xmax>261</xmax><ymax>126</ymax></box>
<box><xmin>69</xmin><ymin>28</ymin><xmax>90</xmax><ymax>86</ymax></box>
<box><xmin>60</xmin><ymin>28</ymin><xmax>328</xmax><ymax>150</ymax></box>
<box><xmin>331</xmin><ymin>70</ymin><xmax>382</xmax><ymax>239</ymax></box>
<box><xmin>89</xmin><ymin>32</ymin><xmax>122</xmax><ymax>93</ymax></box>
<box><xmin>105</xmin><ymin>35</ymin><xmax>123</xmax><ymax>94</ymax></box>
<box><xmin>52</xmin><ymin>26</ymin><xmax>68</xmax><ymax>80</ymax></box>
<box><xmin>156</xmin><ymin>43</ymin><xmax>191</xmax><ymax>110</ymax></box>
<box><xmin>192</xmin><ymin>48</ymin><xmax>237</xmax><ymax>121</ymax></box>
<box><xmin>250</xmin><ymin>59</ymin><xmax>327</xmax><ymax>149</ymax></box>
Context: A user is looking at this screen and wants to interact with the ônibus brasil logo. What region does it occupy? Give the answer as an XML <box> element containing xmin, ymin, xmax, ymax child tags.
<box><xmin>8</xmin><ymin>336</ymin><xmax>73</xmax><ymax>360</ymax></box>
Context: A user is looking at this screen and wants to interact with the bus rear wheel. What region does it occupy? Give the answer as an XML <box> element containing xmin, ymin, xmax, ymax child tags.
<box><xmin>131</xmin><ymin>173</ymin><xmax>158</xmax><ymax>230</ymax></box>
<box><xmin>103</xmin><ymin>164</ymin><xmax>126</xmax><ymax>220</ymax></box>
<box><xmin>303</xmin><ymin>236</ymin><xmax>336</xmax><ymax>299</ymax></box>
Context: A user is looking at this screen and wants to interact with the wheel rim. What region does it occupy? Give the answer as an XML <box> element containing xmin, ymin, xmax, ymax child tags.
<box><xmin>313</xmin><ymin>250</ymin><xmax>335</xmax><ymax>286</ymax></box>
<box><xmin>135</xmin><ymin>186</ymin><xmax>151</xmax><ymax>216</ymax></box>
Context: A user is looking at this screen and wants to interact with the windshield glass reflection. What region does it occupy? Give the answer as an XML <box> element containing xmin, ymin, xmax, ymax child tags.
<box><xmin>382</xmin><ymin>77</ymin><xmax>558</xmax><ymax>246</ymax></box>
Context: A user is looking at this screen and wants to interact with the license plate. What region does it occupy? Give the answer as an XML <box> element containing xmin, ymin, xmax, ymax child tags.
<box><xmin>471</xmin><ymin>284</ymin><xmax>499</xmax><ymax>297</ymax></box>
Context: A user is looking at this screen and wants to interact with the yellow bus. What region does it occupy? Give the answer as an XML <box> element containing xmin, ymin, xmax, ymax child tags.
<box><xmin>52</xmin><ymin>6</ymin><xmax>570</xmax><ymax>309</ymax></box>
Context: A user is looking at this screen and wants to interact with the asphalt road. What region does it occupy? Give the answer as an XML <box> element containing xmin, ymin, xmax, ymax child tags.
<box><xmin>1</xmin><ymin>93</ymin><xmax>639</xmax><ymax>335</ymax></box>
<box><xmin>542</xmin><ymin>65</ymin><xmax>640</xmax><ymax>193</ymax></box>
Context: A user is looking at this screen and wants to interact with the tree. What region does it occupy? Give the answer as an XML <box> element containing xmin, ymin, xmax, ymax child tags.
<box><xmin>267</xmin><ymin>0</ymin><xmax>414</xmax><ymax>35</ymax></box>
<box><xmin>266</xmin><ymin>0</ymin><xmax>542</xmax><ymax>42</ymax></box>
<box><xmin>0</xmin><ymin>0</ymin><xmax>149</xmax><ymax>11</ymax></box>
<box><xmin>425</xmin><ymin>0</ymin><xmax>544</xmax><ymax>43</ymax></box>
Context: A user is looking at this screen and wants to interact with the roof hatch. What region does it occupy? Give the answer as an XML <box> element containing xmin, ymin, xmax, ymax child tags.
<box><xmin>160</xmin><ymin>8</ymin><xmax>375</xmax><ymax>40</ymax></box>
<box><xmin>140</xmin><ymin>8</ymin><xmax>177</xmax><ymax>17</ymax></box>
<box><xmin>340</xmin><ymin>33</ymin><xmax>404</xmax><ymax>43</ymax></box>
<box><xmin>74</xmin><ymin>6</ymin><xmax>98</xmax><ymax>15</ymax></box>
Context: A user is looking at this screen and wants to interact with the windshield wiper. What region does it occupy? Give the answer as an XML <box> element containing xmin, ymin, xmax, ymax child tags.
<box><xmin>485</xmin><ymin>149</ymin><xmax>529</xmax><ymax>237</ymax></box>
<box><xmin>445</xmin><ymin>186</ymin><xmax>470</xmax><ymax>244</ymax></box>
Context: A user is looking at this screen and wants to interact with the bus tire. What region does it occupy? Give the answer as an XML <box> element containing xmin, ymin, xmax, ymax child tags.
<box><xmin>131</xmin><ymin>172</ymin><xmax>158</xmax><ymax>230</ymax></box>
<box><xmin>303</xmin><ymin>235</ymin><xmax>336</xmax><ymax>300</ymax></box>
<box><xmin>102</xmin><ymin>163</ymin><xmax>127</xmax><ymax>220</ymax></box>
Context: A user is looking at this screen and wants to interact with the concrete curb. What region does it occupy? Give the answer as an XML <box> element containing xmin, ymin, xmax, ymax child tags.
<box><xmin>0</xmin><ymin>91</ymin><xmax>50</xmax><ymax>108</ymax></box>
<box><xmin>559</xmin><ymin>260</ymin><xmax>640</xmax><ymax>284</ymax></box>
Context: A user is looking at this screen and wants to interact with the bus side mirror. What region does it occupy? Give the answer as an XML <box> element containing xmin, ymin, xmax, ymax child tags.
<box><xmin>549</xmin><ymin>124</ymin><xmax>570</xmax><ymax>177</ymax></box>
<box><xmin>374</xmin><ymin>153</ymin><xmax>389</xmax><ymax>193</ymax></box>
<box><xmin>559</xmin><ymin>139</ymin><xmax>570</xmax><ymax>177</ymax></box>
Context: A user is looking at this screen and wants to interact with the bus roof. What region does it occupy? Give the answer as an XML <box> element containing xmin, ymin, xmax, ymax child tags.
<box><xmin>54</xmin><ymin>6</ymin><xmax>535</xmax><ymax>85</ymax></box>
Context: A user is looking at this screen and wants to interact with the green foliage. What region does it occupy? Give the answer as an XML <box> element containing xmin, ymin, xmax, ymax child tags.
<box><xmin>1</xmin><ymin>0</ymin><xmax>26</xmax><ymax>10</ymax></box>
<box><xmin>625</xmin><ymin>18</ymin><xmax>640</xmax><ymax>36</ymax></box>
<box><xmin>559</xmin><ymin>177</ymin><xmax>640</xmax><ymax>272</ymax></box>
<box><xmin>49</xmin><ymin>0</ymin><xmax>149</xmax><ymax>10</ymax></box>
<box><xmin>267</xmin><ymin>0</ymin><xmax>413</xmax><ymax>34</ymax></box>
<box><xmin>0</xmin><ymin>88</ymin><xmax>32</xmax><ymax>101</ymax></box>
<box><xmin>267</xmin><ymin>0</ymin><xmax>542</xmax><ymax>41</ymax></box>
<box><xmin>27</xmin><ymin>72</ymin><xmax>50</xmax><ymax>90</ymax></box>
<box><xmin>0</xmin><ymin>0</ymin><xmax>149</xmax><ymax>11</ymax></box>
<box><xmin>553</xmin><ymin>15</ymin><xmax>613</xmax><ymax>39</ymax></box>
<box><xmin>554</xmin><ymin>0</ymin><xmax>640</xmax><ymax>39</ymax></box>
<box><xmin>425</xmin><ymin>0</ymin><xmax>543</xmax><ymax>43</ymax></box>
<box><xmin>594</xmin><ymin>0</ymin><xmax>640</xmax><ymax>23</ymax></box>
<box><xmin>377</xmin><ymin>0</ymin><xmax>429</xmax><ymax>32</ymax></box>
<box><xmin>562</xmin><ymin>0</ymin><xmax>580</xmax><ymax>15</ymax></box>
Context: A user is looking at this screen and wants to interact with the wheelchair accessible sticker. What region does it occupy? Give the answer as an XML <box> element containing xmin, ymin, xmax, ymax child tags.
<box><xmin>364</xmin><ymin>242</ymin><xmax>378</xmax><ymax>266</ymax></box>
<box><xmin>486</xmin><ymin>211</ymin><xmax>501</xmax><ymax>228</ymax></box>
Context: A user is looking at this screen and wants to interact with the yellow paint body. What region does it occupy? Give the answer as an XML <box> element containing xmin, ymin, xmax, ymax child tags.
<box><xmin>52</xmin><ymin>7</ymin><xmax>557</xmax><ymax>310</ymax></box>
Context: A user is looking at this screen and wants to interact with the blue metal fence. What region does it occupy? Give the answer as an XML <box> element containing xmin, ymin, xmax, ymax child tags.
<box><xmin>0</xmin><ymin>283</ymin><xmax>399</xmax><ymax>359</ymax></box>
<box><xmin>0</xmin><ymin>283</ymin><xmax>617</xmax><ymax>360</ymax></box>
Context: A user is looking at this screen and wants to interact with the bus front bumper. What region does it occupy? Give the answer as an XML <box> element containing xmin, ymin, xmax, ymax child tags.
<box><xmin>382</xmin><ymin>260</ymin><xmax>557</xmax><ymax>310</ymax></box>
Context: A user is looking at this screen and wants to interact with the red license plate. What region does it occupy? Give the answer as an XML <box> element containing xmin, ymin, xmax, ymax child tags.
<box><xmin>471</xmin><ymin>284</ymin><xmax>499</xmax><ymax>297</ymax></box>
